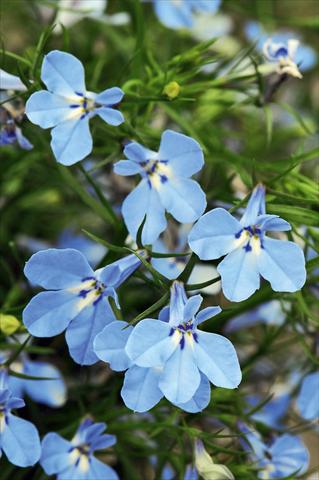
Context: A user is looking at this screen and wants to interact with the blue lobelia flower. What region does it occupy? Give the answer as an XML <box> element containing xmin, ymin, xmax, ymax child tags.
<box><xmin>0</xmin><ymin>388</ymin><xmax>41</xmax><ymax>467</ymax></box>
<box><xmin>94</xmin><ymin>318</ymin><xmax>212</xmax><ymax>413</ymax></box>
<box><xmin>25</xmin><ymin>50</ymin><xmax>124</xmax><ymax>165</ymax></box>
<box><xmin>189</xmin><ymin>184</ymin><xmax>306</xmax><ymax>302</ymax></box>
<box><xmin>114</xmin><ymin>130</ymin><xmax>206</xmax><ymax>245</ymax></box>
<box><xmin>41</xmin><ymin>417</ymin><xmax>118</xmax><ymax>480</ymax></box>
<box><xmin>23</xmin><ymin>248</ymin><xmax>141</xmax><ymax>365</ymax></box>
<box><xmin>0</xmin><ymin>118</ymin><xmax>33</xmax><ymax>150</ymax></box>
<box><xmin>124</xmin><ymin>281</ymin><xmax>241</xmax><ymax>406</ymax></box>
<box><xmin>225</xmin><ymin>300</ymin><xmax>287</xmax><ymax>333</ymax></box>
<box><xmin>239</xmin><ymin>423</ymin><xmax>309</xmax><ymax>479</ymax></box>
<box><xmin>152</xmin><ymin>0</ymin><xmax>221</xmax><ymax>30</ymax></box>
<box><xmin>246</xmin><ymin>394</ymin><xmax>291</xmax><ymax>429</ymax></box>
<box><xmin>297</xmin><ymin>371</ymin><xmax>319</xmax><ymax>421</ymax></box>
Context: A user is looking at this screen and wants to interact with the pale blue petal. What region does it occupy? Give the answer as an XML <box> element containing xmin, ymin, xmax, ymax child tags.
<box><xmin>256</xmin><ymin>214</ymin><xmax>291</xmax><ymax>232</ymax></box>
<box><xmin>109</xmin><ymin>254</ymin><xmax>141</xmax><ymax>287</ymax></box>
<box><xmin>188</xmin><ymin>208</ymin><xmax>241</xmax><ymax>260</ymax></box>
<box><xmin>95</xmin><ymin>87</ymin><xmax>124</xmax><ymax>106</ymax></box>
<box><xmin>218</xmin><ymin>247</ymin><xmax>260</xmax><ymax>302</ymax></box>
<box><xmin>194</xmin><ymin>331</ymin><xmax>242</xmax><ymax>388</ymax></box>
<box><xmin>113</xmin><ymin>160</ymin><xmax>143</xmax><ymax>176</ymax></box>
<box><xmin>183</xmin><ymin>295</ymin><xmax>203</xmax><ymax>322</ymax></box>
<box><xmin>91</xmin><ymin>434</ymin><xmax>116</xmax><ymax>451</ymax></box>
<box><xmin>25</xmin><ymin>91</ymin><xmax>71</xmax><ymax>128</ymax></box>
<box><xmin>98</xmin><ymin>265</ymin><xmax>121</xmax><ymax>286</ymax></box>
<box><xmin>2</xmin><ymin>414</ymin><xmax>41</xmax><ymax>467</ymax></box>
<box><xmin>51</xmin><ymin>116</ymin><xmax>93</xmax><ymax>165</ymax></box>
<box><xmin>158</xmin><ymin>306</ymin><xmax>170</xmax><ymax>322</ymax></box>
<box><xmin>65</xmin><ymin>297</ymin><xmax>115</xmax><ymax>365</ymax></box>
<box><xmin>41</xmin><ymin>50</ymin><xmax>86</xmax><ymax>96</ymax></box>
<box><xmin>96</xmin><ymin>107</ymin><xmax>124</xmax><ymax>126</ymax></box>
<box><xmin>15</xmin><ymin>127</ymin><xmax>33</xmax><ymax>150</ymax></box>
<box><xmin>184</xmin><ymin>465</ymin><xmax>198</xmax><ymax>480</ymax></box>
<box><xmin>0</xmin><ymin>69</ymin><xmax>27</xmax><ymax>91</ymax></box>
<box><xmin>121</xmin><ymin>366</ymin><xmax>163</xmax><ymax>412</ymax></box>
<box><xmin>89</xmin><ymin>457</ymin><xmax>119</xmax><ymax>480</ymax></box>
<box><xmin>240</xmin><ymin>185</ymin><xmax>266</xmax><ymax>227</ymax></box>
<box><xmin>158</xmin><ymin>177</ymin><xmax>206</xmax><ymax>223</ymax></box>
<box><xmin>125</xmin><ymin>319</ymin><xmax>174</xmax><ymax>367</ymax></box>
<box><xmin>24</xmin><ymin>248</ymin><xmax>94</xmax><ymax>289</ymax></box>
<box><xmin>23</xmin><ymin>360</ymin><xmax>66</xmax><ymax>407</ymax></box>
<box><xmin>158</xmin><ymin>130</ymin><xmax>204</xmax><ymax>177</ymax></box>
<box><xmin>123</xmin><ymin>142</ymin><xmax>157</xmax><ymax>163</ymax></box>
<box><xmin>257</xmin><ymin>237</ymin><xmax>306</xmax><ymax>292</ymax></box>
<box><xmin>153</xmin><ymin>0</ymin><xmax>193</xmax><ymax>29</ymax></box>
<box><xmin>191</xmin><ymin>0</ymin><xmax>221</xmax><ymax>13</ymax></box>
<box><xmin>177</xmin><ymin>373</ymin><xmax>210</xmax><ymax>413</ymax></box>
<box><xmin>94</xmin><ymin>321</ymin><xmax>133</xmax><ymax>372</ymax></box>
<box><xmin>40</xmin><ymin>432</ymin><xmax>72</xmax><ymax>475</ymax></box>
<box><xmin>297</xmin><ymin>372</ymin><xmax>319</xmax><ymax>420</ymax></box>
<box><xmin>269</xmin><ymin>434</ymin><xmax>309</xmax><ymax>477</ymax></box>
<box><xmin>195</xmin><ymin>306</ymin><xmax>221</xmax><ymax>325</ymax></box>
<box><xmin>159</xmin><ymin>343</ymin><xmax>200</xmax><ymax>404</ymax></box>
<box><xmin>248</xmin><ymin>394</ymin><xmax>290</xmax><ymax>429</ymax></box>
<box><xmin>169</xmin><ymin>281</ymin><xmax>188</xmax><ymax>327</ymax></box>
<box><xmin>23</xmin><ymin>290</ymin><xmax>80</xmax><ymax>337</ymax></box>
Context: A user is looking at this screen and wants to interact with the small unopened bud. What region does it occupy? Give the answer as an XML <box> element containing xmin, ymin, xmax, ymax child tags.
<box><xmin>195</xmin><ymin>439</ymin><xmax>234</xmax><ymax>480</ymax></box>
<box><xmin>0</xmin><ymin>314</ymin><xmax>21</xmax><ymax>335</ymax></box>
<box><xmin>163</xmin><ymin>81</ymin><xmax>181</xmax><ymax>100</ymax></box>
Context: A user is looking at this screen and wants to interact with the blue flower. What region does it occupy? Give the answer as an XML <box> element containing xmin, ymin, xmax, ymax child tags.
<box><xmin>41</xmin><ymin>418</ymin><xmax>118</xmax><ymax>480</ymax></box>
<box><xmin>0</xmin><ymin>388</ymin><xmax>41</xmax><ymax>467</ymax></box>
<box><xmin>114</xmin><ymin>130</ymin><xmax>206</xmax><ymax>245</ymax></box>
<box><xmin>0</xmin><ymin>119</ymin><xmax>33</xmax><ymax>150</ymax></box>
<box><xmin>23</xmin><ymin>248</ymin><xmax>141</xmax><ymax>365</ymax></box>
<box><xmin>245</xmin><ymin>21</ymin><xmax>317</xmax><ymax>74</ymax></box>
<box><xmin>25</xmin><ymin>50</ymin><xmax>124</xmax><ymax>165</ymax></box>
<box><xmin>152</xmin><ymin>0</ymin><xmax>221</xmax><ymax>30</ymax></box>
<box><xmin>297</xmin><ymin>371</ymin><xmax>319</xmax><ymax>421</ymax></box>
<box><xmin>246</xmin><ymin>394</ymin><xmax>291</xmax><ymax>429</ymax></box>
<box><xmin>225</xmin><ymin>300</ymin><xmax>287</xmax><ymax>333</ymax></box>
<box><xmin>240</xmin><ymin>424</ymin><xmax>309</xmax><ymax>478</ymax></box>
<box><xmin>0</xmin><ymin>69</ymin><xmax>27</xmax><ymax>91</ymax></box>
<box><xmin>189</xmin><ymin>184</ymin><xmax>306</xmax><ymax>302</ymax></box>
<box><xmin>115</xmin><ymin>281</ymin><xmax>240</xmax><ymax>407</ymax></box>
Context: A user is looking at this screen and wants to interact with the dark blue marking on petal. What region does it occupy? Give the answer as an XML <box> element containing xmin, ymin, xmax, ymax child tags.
<box><xmin>80</xmin><ymin>113</ymin><xmax>87</xmax><ymax>120</ymax></box>
<box><xmin>93</xmin><ymin>295</ymin><xmax>103</xmax><ymax>306</ymax></box>
<box><xmin>160</xmin><ymin>160</ymin><xmax>168</xmax><ymax>164</ymax></box>
<box><xmin>179</xmin><ymin>336</ymin><xmax>185</xmax><ymax>350</ymax></box>
<box><xmin>147</xmin><ymin>179</ymin><xmax>152</xmax><ymax>189</ymax></box>
<box><xmin>79</xmin><ymin>289</ymin><xmax>90</xmax><ymax>298</ymax></box>
<box><xmin>169</xmin><ymin>328</ymin><xmax>175</xmax><ymax>336</ymax></box>
<box><xmin>244</xmin><ymin>243</ymin><xmax>252</xmax><ymax>252</ymax></box>
<box><xmin>275</xmin><ymin>47</ymin><xmax>288</xmax><ymax>58</ymax></box>
<box><xmin>160</xmin><ymin>174</ymin><xmax>168</xmax><ymax>183</ymax></box>
<box><xmin>82</xmin><ymin>276</ymin><xmax>95</xmax><ymax>282</ymax></box>
<box><xmin>193</xmin><ymin>332</ymin><xmax>198</xmax><ymax>343</ymax></box>
<box><xmin>235</xmin><ymin>229</ymin><xmax>243</xmax><ymax>239</ymax></box>
<box><xmin>75</xmin><ymin>91</ymin><xmax>84</xmax><ymax>97</ymax></box>
<box><xmin>69</xmin><ymin>104</ymin><xmax>80</xmax><ymax>108</ymax></box>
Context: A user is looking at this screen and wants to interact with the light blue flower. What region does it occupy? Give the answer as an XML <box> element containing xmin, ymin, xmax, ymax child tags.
<box><xmin>41</xmin><ymin>417</ymin><xmax>118</xmax><ymax>480</ymax></box>
<box><xmin>152</xmin><ymin>0</ymin><xmax>221</xmax><ymax>30</ymax></box>
<box><xmin>25</xmin><ymin>50</ymin><xmax>124</xmax><ymax>165</ymax></box>
<box><xmin>114</xmin><ymin>130</ymin><xmax>206</xmax><ymax>245</ymax></box>
<box><xmin>297</xmin><ymin>371</ymin><xmax>319</xmax><ymax>421</ymax></box>
<box><xmin>240</xmin><ymin>423</ymin><xmax>309</xmax><ymax>478</ymax></box>
<box><xmin>225</xmin><ymin>300</ymin><xmax>287</xmax><ymax>333</ymax></box>
<box><xmin>123</xmin><ymin>281</ymin><xmax>241</xmax><ymax>406</ymax></box>
<box><xmin>0</xmin><ymin>388</ymin><xmax>41</xmax><ymax>467</ymax></box>
<box><xmin>94</xmin><ymin>318</ymin><xmax>211</xmax><ymax>413</ymax></box>
<box><xmin>0</xmin><ymin>119</ymin><xmax>33</xmax><ymax>150</ymax></box>
<box><xmin>0</xmin><ymin>69</ymin><xmax>27</xmax><ymax>91</ymax></box>
<box><xmin>245</xmin><ymin>21</ymin><xmax>317</xmax><ymax>73</ymax></box>
<box><xmin>246</xmin><ymin>394</ymin><xmax>290</xmax><ymax>429</ymax></box>
<box><xmin>189</xmin><ymin>184</ymin><xmax>306</xmax><ymax>302</ymax></box>
<box><xmin>23</xmin><ymin>248</ymin><xmax>141</xmax><ymax>365</ymax></box>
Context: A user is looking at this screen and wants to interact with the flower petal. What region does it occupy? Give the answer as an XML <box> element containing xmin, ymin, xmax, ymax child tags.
<box><xmin>269</xmin><ymin>434</ymin><xmax>309</xmax><ymax>477</ymax></box>
<box><xmin>95</xmin><ymin>87</ymin><xmax>124</xmax><ymax>105</ymax></box>
<box><xmin>158</xmin><ymin>130</ymin><xmax>204</xmax><ymax>177</ymax></box>
<box><xmin>25</xmin><ymin>91</ymin><xmax>71</xmax><ymax>128</ymax></box>
<box><xmin>153</xmin><ymin>0</ymin><xmax>193</xmax><ymax>29</ymax></box>
<box><xmin>96</xmin><ymin>107</ymin><xmax>124</xmax><ymax>126</ymax></box>
<box><xmin>121</xmin><ymin>365</ymin><xmax>163</xmax><ymax>412</ymax></box>
<box><xmin>51</xmin><ymin>116</ymin><xmax>93</xmax><ymax>165</ymax></box>
<box><xmin>158</xmin><ymin>177</ymin><xmax>206</xmax><ymax>223</ymax></box>
<box><xmin>195</xmin><ymin>306</ymin><xmax>221</xmax><ymax>325</ymax></box>
<box><xmin>23</xmin><ymin>360</ymin><xmax>66</xmax><ymax>407</ymax></box>
<box><xmin>297</xmin><ymin>372</ymin><xmax>319</xmax><ymax>421</ymax></box>
<box><xmin>40</xmin><ymin>432</ymin><xmax>72</xmax><ymax>475</ymax></box>
<box><xmin>65</xmin><ymin>297</ymin><xmax>115</xmax><ymax>365</ymax></box>
<box><xmin>89</xmin><ymin>457</ymin><xmax>119</xmax><ymax>480</ymax></box>
<box><xmin>124</xmin><ymin>142</ymin><xmax>158</xmax><ymax>163</ymax></box>
<box><xmin>240</xmin><ymin>184</ymin><xmax>266</xmax><ymax>227</ymax></box>
<box><xmin>159</xmin><ymin>341</ymin><xmax>200</xmax><ymax>404</ymax></box>
<box><xmin>41</xmin><ymin>50</ymin><xmax>86</xmax><ymax>96</ymax></box>
<box><xmin>24</xmin><ymin>248</ymin><xmax>94</xmax><ymax>289</ymax></box>
<box><xmin>218</xmin><ymin>247</ymin><xmax>260</xmax><ymax>302</ymax></box>
<box><xmin>176</xmin><ymin>373</ymin><xmax>211</xmax><ymax>413</ymax></box>
<box><xmin>188</xmin><ymin>208</ymin><xmax>241</xmax><ymax>260</ymax></box>
<box><xmin>183</xmin><ymin>294</ymin><xmax>203</xmax><ymax>322</ymax></box>
<box><xmin>125</xmin><ymin>319</ymin><xmax>174</xmax><ymax>367</ymax></box>
<box><xmin>23</xmin><ymin>290</ymin><xmax>80</xmax><ymax>337</ymax></box>
<box><xmin>194</xmin><ymin>331</ymin><xmax>242</xmax><ymax>388</ymax></box>
<box><xmin>2</xmin><ymin>414</ymin><xmax>41</xmax><ymax>467</ymax></box>
<box><xmin>113</xmin><ymin>160</ymin><xmax>143</xmax><ymax>176</ymax></box>
<box><xmin>94</xmin><ymin>321</ymin><xmax>133</xmax><ymax>372</ymax></box>
<box><xmin>257</xmin><ymin>237</ymin><xmax>306</xmax><ymax>293</ymax></box>
<box><xmin>256</xmin><ymin>214</ymin><xmax>291</xmax><ymax>232</ymax></box>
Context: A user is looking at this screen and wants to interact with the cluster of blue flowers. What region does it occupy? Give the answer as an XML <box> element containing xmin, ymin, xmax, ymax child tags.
<box><xmin>1</xmin><ymin>1</ymin><xmax>317</xmax><ymax>477</ymax></box>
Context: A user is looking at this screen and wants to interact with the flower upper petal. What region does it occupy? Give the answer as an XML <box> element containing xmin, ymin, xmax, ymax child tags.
<box><xmin>123</xmin><ymin>142</ymin><xmax>158</xmax><ymax>164</ymax></box>
<box><xmin>94</xmin><ymin>321</ymin><xmax>133</xmax><ymax>372</ymax></box>
<box><xmin>95</xmin><ymin>86</ymin><xmax>124</xmax><ymax>105</ymax></box>
<box><xmin>158</xmin><ymin>130</ymin><xmax>204</xmax><ymax>177</ymax></box>
<box><xmin>24</xmin><ymin>248</ymin><xmax>94</xmax><ymax>289</ymax></box>
<box><xmin>40</xmin><ymin>432</ymin><xmax>72</xmax><ymax>475</ymax></box>
<box><xmin>240</xmin><ymin>184</ymin><xmax>266</xmax><ymax>227</ymax></box>
<box><xmin>23</xmin><ymin>360</ymin><xmax>66</xmax><ymax>407</ymax></box>
<box><xmin>183</xmin><ymin>294</ymin><xmax>203</xmax><ymax>322</ymax></box>
<box><xmin>121</xmin><ymin>365</ymin><xmax>163</xmax><ymax>413</ymax></box>
<box><xmin>194</xmin><ymin>331</ymin><xmax>242</xmax><ymax>388</ymax></box>
<box><xmin>125</xmin><ymin>319</ymin><xmax>174</xmax><ymax>367</ymax></box>
<box><xmin>189</xmin><ymin>208</ymin><xmax>242</xmax><ymax>260</ymax></box>
<box><xmin>257</xmin><ymin>237</ymin><xmax>306</xmax><ymax>293</ymax></box>
<box><xmin>51</xmin><ymin>116</ymin><xmax>93</xmax><ymax>165</ymax></box>
<box><xmin>113</xmin><ymin>160</ymin><xmax>143</xmax><ymax>176</ymax></box>
<box><xmin>218</xmin><ymin>246</ymin><xmax>260</xmax><ymax>302</ymax></box>
<box><xmin>41</xmin><ymin>50</ymin><xmax>86</xmax><ymax>96</ymax></box>
<box><xmin>297</xmin><ymin>372</ymin><xmax>319</xmax><ymax>421</ymax></box>
<box><xmin>25</xmin><ymin>91</ymin><xmax>71</xmax><ymax>128</ymax></box>
<box><xmin>195</xmin><ymin>306</ymin><xmax>222</xmax><ymax>325</ymax></box>
<box><xmin>96</xmin><ymin>107</ymin><xmax>124</xmax><ymax>126</ymax></box>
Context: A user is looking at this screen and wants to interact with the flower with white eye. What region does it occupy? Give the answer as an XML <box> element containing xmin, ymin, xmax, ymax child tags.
<box><xmin>263</xmin><ymin>38</ymin><xmax>303</xmax><ymax>79</ymax></box>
